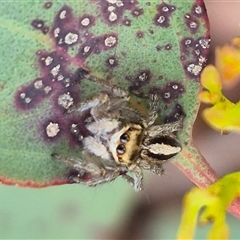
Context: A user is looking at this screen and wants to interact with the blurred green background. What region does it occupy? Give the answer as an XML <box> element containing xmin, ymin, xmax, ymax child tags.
<box><xmin>0</xmin><ymin>160</ymin><xmax>240</xmax><ymax>239</ymax></box>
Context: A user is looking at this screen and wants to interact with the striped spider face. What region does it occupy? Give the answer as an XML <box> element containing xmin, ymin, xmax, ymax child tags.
<box><xmin>52</xmin><ymin>69</ymin><xmax>183</xmax><ymax>191</ymax></box>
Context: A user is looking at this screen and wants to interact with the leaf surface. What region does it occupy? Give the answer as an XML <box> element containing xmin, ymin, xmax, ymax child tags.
<box><xmin>0</xmin><ymin>1</ymin><xmax>215</xmax><ymax>188</ymax></box>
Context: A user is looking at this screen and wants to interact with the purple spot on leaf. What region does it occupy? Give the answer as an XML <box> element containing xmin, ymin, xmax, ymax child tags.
<box><xmin>156</xmin><ymin>45</ymin><xmax>163</xmax><ymax>51</ymax></box>
<box><xmin>41</xmin><ymin>117</ymin><xmax>63</xmax><ymax>142</ymax></box>
<box><xmin>31</xmin><ymin>19</ymin><xmax>44</xmax><ymax>29</ymax></box>
<box><xmin>181</xmin><ymin>37</ymin><xmax>195</xmax><ymax>55</ymax></box>
<box><xmin>136</xmin><ymin>31</ymin><xmax>144</xmax><ymax>38</ymax></box>
<box><xmin>165</xmin><ymin>44</ymin><xmax>172</xmax><ymax>50</ymax></box>
<box><xmin>31</xmin><ymin>19</ymin><xmax>49</xmax><ymax>35</ymax></box>
<box><xmin>77</xmin><ymin>36</ymin><xmax>101</xmax><ymax>60</ymax></box>
<box><xmin>192</xmin><ymin>1</ymin><xmax>207</xmax><ymax>18</ymax></box>
<box><xmin>106</xmin><ymin>56</ymin><xmax>118</xmax><ymax>68</ymax></box>
<box><xmin>151</xmin><ymin>81</ymin><xmax>185</xmax><ymax>104</ymax></box>
<box><xmin>95</xmin><ymin>0</ymin><xmax>137</xmax><ymax>25</ymax></box>
<box><xmin>184</xmin><ymin>13</ymin><xmax>199</xmax><ymax>34</ymax></box>
<box><xmin>102</xmin><ymin>33</ymin><xmax>118</xmax><ymax>49</ymax></box>
<box><xmin>164</xmin><ymin>104</ymin><xmax>185</xmax><ymax>123</ymax></box>
<box><xmin>154</xmin><ymin>2</ymin><xmax>176</xmax><ymax>28</ymax></box>
<box><xmin>79</xmin><ymin>14</ymin><xmax>95</xmax><ymax>28</ymax></box>
<box><xmin>50</xmin><ymin>6</ymin><xmax>80</xmax><ymax>49</ymax></box>
<box><xmin>180</xmin><ymin>35</ymin><xmax>210</xmax><ymax>80</ymax></box>
<box><xmin>44</xmin><ymin>2</ymin><xmax>52</xmax><ymax>9</ymax></box>
<box><xmin>148</xmin><ymin>29</ymin><xmax>154</xmax><ymax>34</ymax></box>
<box><xmin>66</xmin><ymin>113</ymin><xmax>92</xmax><ymax>147</ymax></box>
<box><xmin>161</xmin><ymin>82</ymin><xmax>185</xmax><ymax>103</ymax></box>
<box><xmin>122</xmin><ymin>18</ymin><xmax>131</xmax><ymax>27</ymax></box>
<box><xmin>132</xmin><ymin>8</ymin><xmax>144</xmax><ymax>17</ymax></box>
<box><xmin>197</xmin><ymin>37</ymin><xmax>211</xmax><ymax>57</ymax></box>
<box><xmin>127</xmin><ymin>69</ymin><xmax>152</xmax><ymax>92</ymax></box>
<box><xmin>15</xmin><ymin>78</ymin><xmax>52</xmax><ymax>111</ymax></box>
<box><xmin>53</xmin><ymin>84</ymin><xmax>80</xmax><ymax>113</ymax></box>
<box><xmin>184</xmin><ymin>61</ymin><xmax>203</xmax><ymax>78</ymax></box>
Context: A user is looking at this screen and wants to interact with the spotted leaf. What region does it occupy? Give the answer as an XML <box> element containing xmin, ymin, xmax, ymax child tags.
<box><xmin>0</xmin><ymin>0</ymin><xmax>218</xmax><ymax>197</ymax></box>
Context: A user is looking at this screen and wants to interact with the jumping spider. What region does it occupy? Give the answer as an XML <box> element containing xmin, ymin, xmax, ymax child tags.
<box><xmin>52</xmin><ymin>69</ymin><xmax>184</xmax><ymax>191</ymax></box>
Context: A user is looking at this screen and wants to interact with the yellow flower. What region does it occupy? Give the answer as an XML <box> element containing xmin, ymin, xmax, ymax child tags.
<box><xmin>231</xmin><ymin>36</ymin><xmax>240</xmax><ymax>47</ymax></box>
<box><xmin>177</xmin><ymin>172</ymin><xmax>240</xmax><ymax>240</ymax></box>
<box><xmin>216</xmin><ymin>44</ymin><xmax>240</xmax><ymax>87</ymax></box>
<box><xmin>199</xmin><ymin>65</ymin><xmax>240</xmax><ymax>133</ymax></box>
<box><xmin>198</xmin><ymin>65</ymin><xmax>222</xmax><ymax>104</ymax></box>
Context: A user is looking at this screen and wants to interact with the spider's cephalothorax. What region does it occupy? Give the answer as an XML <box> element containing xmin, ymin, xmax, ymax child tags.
<box><xmin>52</xmin><ymin>69</ymin><xmax>183</xmax><ymax>191</ymax></box>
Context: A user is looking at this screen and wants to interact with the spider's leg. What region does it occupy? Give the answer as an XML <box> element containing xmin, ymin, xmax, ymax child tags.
<box><xmin>77</xmin><ymin>67</ymin><xmax>130</xmax><ymax>99</ymax></box>
<box><xmin>147</xmin><ymin>116</ymin><xmax>184</xmax><ymax>139</ymax></box>
<box><xmin>139</xmin><ymin>159</ymin><xmax>164</xmax><ymax>176</ymax></box>
<box><xmin>67</xmin><ymin>93</ymin><xmax>109</xmax><ymax>113</ymax></box>
<box><xmin>52</xmin><ymin>153</ymin><xmax>123</xmax><ymax>187</ymax></box>
<box><xmin>144</xmin><ymin>94</ymin><xmax>159</xmax><ymax>127</ymax></box>
<box><xmin>69</xmin><ymin>69</ymin><xmax>130</xmax><ymax>117</ymax></box>
<box><xmin>127</xmin><ymin>165</ymin><xmax>144</xmax><ymax>191</ymax></box>
<box><xmin>121</xmin><ymin>174</ymin><xmax>135</xmax><ymax>188</ymax></box>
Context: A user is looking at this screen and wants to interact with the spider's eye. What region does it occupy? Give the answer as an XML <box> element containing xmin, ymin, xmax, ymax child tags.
<box><xmin>120</xmin><ymin>133</ymin><xmax>129</xmax><ymax>143</ymax></box>
<box><xmin>117</xmin><ymin>144</ymin><xmax>126</xmax><ymax>155</ymax></box>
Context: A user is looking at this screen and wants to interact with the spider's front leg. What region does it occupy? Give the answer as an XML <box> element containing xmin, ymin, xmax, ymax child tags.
<box><xmin>67</xmin><ymin>92</ymin><xmax>110</xmax><ymax>114</ymax></box>
<box><xmin>68</xmin><ymin>69</ymin><xmax>131</xmax><ymax>119</ymax></box>
<box><xmin>144</xmin><ymin>94</ymin><xmax>159</xmax><ymax>126</ymax></box>
<box><xmin>124</xmin><ymin>164</ymin><xmax>144</xmax><ymax>191</ymax></box>
<box><xmin>52</xmin><ymin>153</ymin><xmax>125</xmax><ymax>187</ymax></box>
<box><xmin>139</xmin><ymin>159</ymin><xmax>165</xmax><ymax>176</ymax></box>
<box><xmin>147</xmin><ymin>116</ymin><xmax>184</xmax><ymax>140</ymax></box>
<box><xmin>77</xmin><ymin>67</ymin><xmax>130</xmax><ymax>100</ymax></box>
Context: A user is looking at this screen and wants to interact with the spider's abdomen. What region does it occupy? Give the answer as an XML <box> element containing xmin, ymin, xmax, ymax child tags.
<box><xmin>144</xmin><ymin>135</ymin><xmax>182</xmax><ymax>161</ymax></box>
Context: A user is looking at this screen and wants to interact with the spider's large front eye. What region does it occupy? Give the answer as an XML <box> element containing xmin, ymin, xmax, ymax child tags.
<box><xmin>120</xmin><ymin>133</ymin><xmax>129</xmax><ymax>143</ymax></box>
<box><xmin>117</xmin><ymin>144</ymin><xmax>126</xmax><ymax>155</ymax></box>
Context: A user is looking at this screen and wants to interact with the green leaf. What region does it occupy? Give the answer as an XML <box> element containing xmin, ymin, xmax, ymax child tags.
<box><xmin>0</xmin><ymin>1</ymin><xmax>214</xmax><ymax>189</ymax></box>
